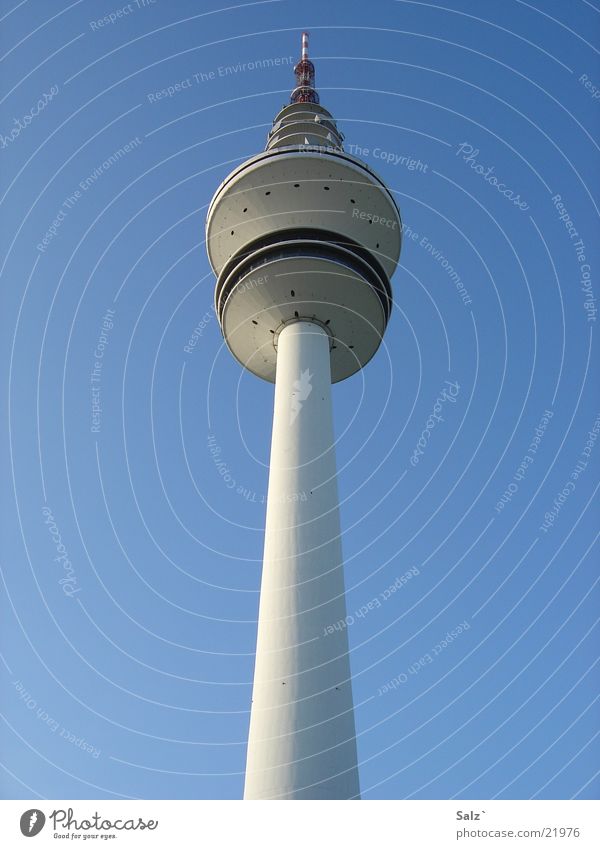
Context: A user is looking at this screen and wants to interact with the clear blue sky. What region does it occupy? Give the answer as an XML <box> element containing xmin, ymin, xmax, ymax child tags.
<box><xmin>1</xmin><ymin>0</ymin><xmax>598</xmax><ymax>800</ymax></box>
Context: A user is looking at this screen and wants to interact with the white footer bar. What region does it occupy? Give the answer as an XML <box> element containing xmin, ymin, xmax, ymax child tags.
<box><xmin>1</xmin><ymin>800</ymin><xmax>598</xmax><ymax>848</ymax></box>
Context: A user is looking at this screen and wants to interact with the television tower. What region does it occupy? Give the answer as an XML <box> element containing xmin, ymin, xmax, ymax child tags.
<box><xmin>206</xmin><ymin>33</ymin><xmax>402</xmax><ymax>799</ymax></box>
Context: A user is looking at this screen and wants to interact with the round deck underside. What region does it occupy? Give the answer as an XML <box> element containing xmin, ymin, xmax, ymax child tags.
<box><xmin>220</xmin><ymin>253</ymin><xmax>387</xmax><ymax>383</ymax></box>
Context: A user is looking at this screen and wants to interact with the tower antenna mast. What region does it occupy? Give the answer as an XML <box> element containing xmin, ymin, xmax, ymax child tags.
<box><xmin>291</xmin><ymin>31</ymin><xmax>319</xmax><ymax>104</ymax></box>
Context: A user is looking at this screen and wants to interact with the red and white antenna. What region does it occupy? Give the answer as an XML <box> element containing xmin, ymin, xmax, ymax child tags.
<box><xmin>301</xmin><ymin>30</ymin><xmax>309</xmax><ymax>59</ymax></box>
<box><xmin>290</xmin><ymin>31</ymin><xmax>319</xmax><ymax>104</ymax></box>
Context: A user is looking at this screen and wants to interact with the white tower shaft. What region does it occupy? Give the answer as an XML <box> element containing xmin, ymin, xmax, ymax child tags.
<box><xmin>244</xmin><ymin>321</ymin><xmax>361</xmax><ymax>800</ymax></box>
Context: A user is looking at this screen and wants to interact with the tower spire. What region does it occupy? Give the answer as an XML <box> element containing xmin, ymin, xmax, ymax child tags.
<box><xmin>291</xmin><ymin>30</ymin><xmax>319</xmax><ymax>104</ymax></box>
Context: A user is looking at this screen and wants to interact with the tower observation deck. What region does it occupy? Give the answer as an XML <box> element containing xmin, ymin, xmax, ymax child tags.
<box><xmin>206</xmin><ymin>33</ymin><xmax>402</xmax><ymax>800</ymax></box>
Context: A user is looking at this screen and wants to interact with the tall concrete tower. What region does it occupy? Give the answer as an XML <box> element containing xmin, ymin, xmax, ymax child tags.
<box><xmin>206</xmin><ymin>33</ymin><xmax>402</xmax><ymax>799</ymax></box>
